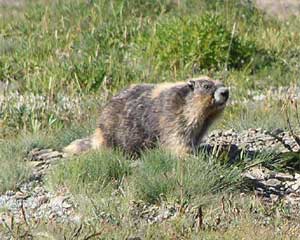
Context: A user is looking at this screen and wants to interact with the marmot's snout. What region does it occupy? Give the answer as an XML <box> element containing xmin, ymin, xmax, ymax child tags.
<box><xmin>214</xmin><ymin>86</ymin><xmax>229</xmax><ymax>106</ymax></box>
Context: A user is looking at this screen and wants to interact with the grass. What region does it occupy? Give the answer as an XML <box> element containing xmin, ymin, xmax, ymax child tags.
<box><xmin>1</xmin><ymin>0</ymin><xmax>300</xmax><ymax>239</ymax></box>
<box><xmin>47</xmin><ymin>149</ymin><xmax>131</xmax><ymax>194</ymax></box>
<box><xmin>221</xmin><ymin>99</ymin><xmax>289</xmax><ymax>131</ymax></box>
<box><xmin>0</xmin><ymin>0</ymin><xmax>299</xmax><ymax>95</ymax></box>
<box><xmin>0</xmin><ymin>118</ymin><xmax>95</xmax><ymax>192</ymax></box>
<box><xmin>47</xmin><ymin>147</ymin><xmax>242</xmax><ymax>204</ymax></box>
<box><xmin>0</xmin><ymin>138</ymin><xmax>31</xmax><ymax>192</ymax></box>
<box><xmin>133</xmin><ymin>149</ymin><xmax>242</xmax><ymax>203</ymax></box>
<box><xmin>1</xmin><ymin>0</ymin><xmax>299</xmax><ymax>136</ymax></box>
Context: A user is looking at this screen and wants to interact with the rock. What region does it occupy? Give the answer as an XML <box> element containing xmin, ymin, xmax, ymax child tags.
<box><xmin>271</xmin><ymin>128</ymin><xmax>284</xmax><ymax>135</ymax></box>
<box><xmin>5</xmin><ymin>191</ymin><xmax>15</xmax><ymax>197</ymax></box>
<box><xmin>285</xmin><ymin>193</ymin><xmax>300</xmax><ymax>205</ymax></box>
<box><xmin>50</xmin><ymin>196</ymin><xmax>70</xmax><ymax>208</ymax></box>
<box><xmin>268</xmin><ymin>187</ymin><xmax>281</xmax><ymax>195</ymax></box>
<box><xmin>0</xmin><ymin>180</ymin><xmax>77</xmax><ymax>225</ymax></box>
<box><xmin>28</xmin><ymin>161</ymin><xmax>46</xmax><ymax>168</ymax></box>
<box><xmin>270</xmin><ymin>194</ymin><xmax>279</xmax><ymax>202</ymax></box>
<box><xmin>28</xmin><ymin>148</ymin><xmax>53</xmax><ymax>160</ymax></box>
<box><xmin>37</xmin><ymin>196</ymin><xmax>49</xmax><ymax>206</ymax></box>
<box><xmin>206</xmin><ymin>128</ymin><xmax>300</xmax><ymax>156</ymax></box>
<box><xmin>242</xmin><ymin>167</ymin><xmax>270</xmax><ymax>181</ymax></box>
<box><xmin>274</xmin><ymin>172</ymin><xmax>295</xmax><ymax>181</ymax></box>
<box><xmin>28</xmin><ymin>148</ymin><xmax>63</xmax><ymax>161</ymax></box>
<box><xmin>295</xmin><ymin>173</ymin><xmax>300</xmax><ymax>179</ymax></box>
<box><xmin>291</xmin><ymin>182</ymin><xmax>300</xmax><ymax>191</ymax></box>
<box><xmin>38</xmin><ymin>151</ymin><xmax>63</xmax><ymax>161</ymax></box>
<box><xmin>70</xmin><ymin>214</ymin><xmax>82</xmax><ymax>224</ymax></box>
<box><xmin>15</xmin><ymin>192</ymin><xmax>29</xmax><ymax>200</ymax></box>
<box><xmin>62</xmin><ymin>201</ymin><xmax>73</xmax><ymax>209</ymax></box>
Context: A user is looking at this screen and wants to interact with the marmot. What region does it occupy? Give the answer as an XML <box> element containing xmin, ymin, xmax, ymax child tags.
<box><xmin>64</xmin><ymin>76</ymin><xmax>229</xmax><ymax>157</ymax></box>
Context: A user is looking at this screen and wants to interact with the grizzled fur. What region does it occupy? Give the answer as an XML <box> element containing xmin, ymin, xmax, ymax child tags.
<box><xmin>63</xmin><ymin>76</ymin><xmax>228</xmax><ymax>157</ymax></box>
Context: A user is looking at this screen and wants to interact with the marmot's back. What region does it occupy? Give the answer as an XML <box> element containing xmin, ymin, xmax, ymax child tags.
<box><xmin>99</xmin><ymin>84</ymin><xmax>157</xmax><ymax>153</ymax></box>
<box><xmin>64</xmin><ymin>76</ymin><xmax>229</xmax><ymax>157</ymax></box>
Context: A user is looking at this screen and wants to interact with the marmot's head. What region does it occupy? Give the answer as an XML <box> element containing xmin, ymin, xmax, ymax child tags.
<box><xmin>184</xmin><ymin>76</ymin><xmax>229</xmax><ymax>123</ymax></box>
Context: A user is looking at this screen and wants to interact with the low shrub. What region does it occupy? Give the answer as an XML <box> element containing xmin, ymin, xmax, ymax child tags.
<box><xmin>139</xmin><ymin>13</ymin><xmax>259</xmax><ymax>73</ymax></box>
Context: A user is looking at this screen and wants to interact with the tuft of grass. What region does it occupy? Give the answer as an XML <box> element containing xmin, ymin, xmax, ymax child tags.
<box><xmin>133</xmin><ymin>150</ymin><xmax>178</xmax><ymax>203</ymax></box>
<box><xmin>47</xmin><ymin>149</ymin><xmax>131</xmax><ymax>193</ymax></box>
<box><xmin>47</xmin><ymin>148</ymin><xmax>276</xmax><ymax>205</ymax></box>
<box><xmin>133</xmin><ymin>149</ymin><xmax>242</xmax><ymax>203</ymax></box>
<box><xmin>0</xmin><ymin>137</ymin><xmax>31</xmax><ymax>192</ymax></box>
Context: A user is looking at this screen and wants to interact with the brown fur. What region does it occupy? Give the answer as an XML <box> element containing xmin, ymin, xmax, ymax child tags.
<box><xmin>151</xmin><ymin>82</ymin><xmax>185</xmax><ymax>99</ymax></box>
<box><xmin>63</xmin><ymin>76</ymin><xmax>229</xmax><ymax>157</ymax></box>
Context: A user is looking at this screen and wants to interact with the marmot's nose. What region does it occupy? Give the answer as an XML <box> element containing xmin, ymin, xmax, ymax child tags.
<box><xmin>214</xmin><ymin>87</ymin><xmax>229</xmax><ymax>105</ymax></box>
<box><xmin>219</xmin><ymin>87</ymin><xmax>229</xmax><ymax>100</ymax></box>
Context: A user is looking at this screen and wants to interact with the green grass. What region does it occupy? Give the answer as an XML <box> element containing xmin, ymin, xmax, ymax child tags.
<box><xmin>0</xmin><ymin>139</ymin><xmax>30</xmax><ymax>192</ymax></box>
<box><xmin>133</xmin><ymin>149</ymin><xmax>242</xmax><ymax>203</ymax></box>
<box><xmin>137</xmin><ymin>13</ymin><xmax>260</xmax><ymax>73</ymax></box>
<box><xmin>0</xmin><ymin>117</ymin><xmax>96</xmax><ymax>193</ymax></box>
<box><xmin>0</xmin><ymin>0</ymin><xmax>299</xmax><ymax>95</ymax></box>
<box><xmin>220</xmin><ymin>97</ymin><xmax>300</xmax><ymax>131</ymax></box>
<box><xmin>47</xmin><ymin>149</ymin><xmax>131</xmax><ymax>193</ymax></box>
<box><xmin>39</xmin><ymin>146</ymin><xmax>295</xmax><ymax>239</ymax></box>
<box><xmin>1</xmin><ymin>0</ymin><xmax>300</xmax><ymax>134</ymax></box>
<box><xmin>0</xmin><ymin>93</ymin><xmax>100</xmax><ymax>136</ymax></box>
<box><xmin>1</xmin><ymin>0</ymin><xmax>299</xmax><ymax>135</ymax></box>
<box><xmin>47</xmin><ymin>147</ymin><xmax>256</xmax><ymax>204</ymax></box>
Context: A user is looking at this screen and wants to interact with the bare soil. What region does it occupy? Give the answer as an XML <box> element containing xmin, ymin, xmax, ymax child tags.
<box><xmin>255</xmin><ymin>0</ymin><xmax>300</xmax><ymax>18</ymax></box>
<box><xmin>0</xmin><ymin>0</ymin><xmax>24</xmax><ymax>6</ymax></box>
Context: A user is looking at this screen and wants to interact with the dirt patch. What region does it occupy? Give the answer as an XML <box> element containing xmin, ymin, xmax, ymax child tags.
<box><xmin>0</xmin><ymin>0</ymin><xmax>24</xmax><ymax>7</ymax></box>
<box><xmin>255</xmin><ymin>0</ymin><xmax>300</xmax><ymax>18</ymax></box>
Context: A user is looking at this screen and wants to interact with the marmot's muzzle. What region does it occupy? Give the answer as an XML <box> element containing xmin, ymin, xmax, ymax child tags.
<box><xmin>214</xmin><ymin>86</ymin><xmax>229</xmax><ymax>106</ymax></box>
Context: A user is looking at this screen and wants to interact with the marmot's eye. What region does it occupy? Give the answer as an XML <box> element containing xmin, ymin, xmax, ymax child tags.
<box><xmin>187</xmin><ymin>80</ymin><xmax>195</xmax><ymax>90</ymax></box>
<box><xmin>202</xmin><ymin>83</ymin><xmax>211</xmax><ymax>90</ymax></box>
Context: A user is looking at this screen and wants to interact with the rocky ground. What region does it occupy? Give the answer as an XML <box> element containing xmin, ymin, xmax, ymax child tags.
<box><xmin>0</xmin><ymin>0</ymin><xmax>23</xmax><ymax>7</ymax></box>
<box><xmin>255</xmin><ymin>0</ymin><xmax>300</xmax><ymax>18</ymax></box>
<box><xmin>1</xmin><ymin>83</ymin><xmax>300</xmax><ymax>231</ymax></box>
<box><xmin>1</xmin><ymin>83</ymin><xmax>300</xmax><ymax>228</ymax></box>
<box><xmin>1</xmin><ymin>127</ymin><xmax>300</xmax><ymax>228</ymax></box>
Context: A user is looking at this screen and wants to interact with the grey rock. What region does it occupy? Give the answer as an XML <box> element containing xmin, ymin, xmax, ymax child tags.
<box><xmin>291</xmin><ymin>182</ymin><xmax>300</xmax><ymax>191</ymax></box>
<box><xmin>295</xmin><ymin>173</ymin><xmax>300</xmax><ymax>179</ymax></box>
<box><xmin>242</xmin><ymin>167</ymin><xmax>270</xmax><ymax>181</ymax></box>
<box><xmin>270</xmin><ymin>194</ymin><xmax>279</xmax><ymax>202</ymax></box>
<box><xmin>274</xmin><ymin>173</ymin><xmax>295</xmax><ymax>181</ymax></box>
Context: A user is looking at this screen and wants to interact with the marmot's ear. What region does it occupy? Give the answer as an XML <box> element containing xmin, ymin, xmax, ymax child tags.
<box><xmin>187</xmin><ymin>80</ymin><xmax>195</xmax><ymax>90</ymax></box>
